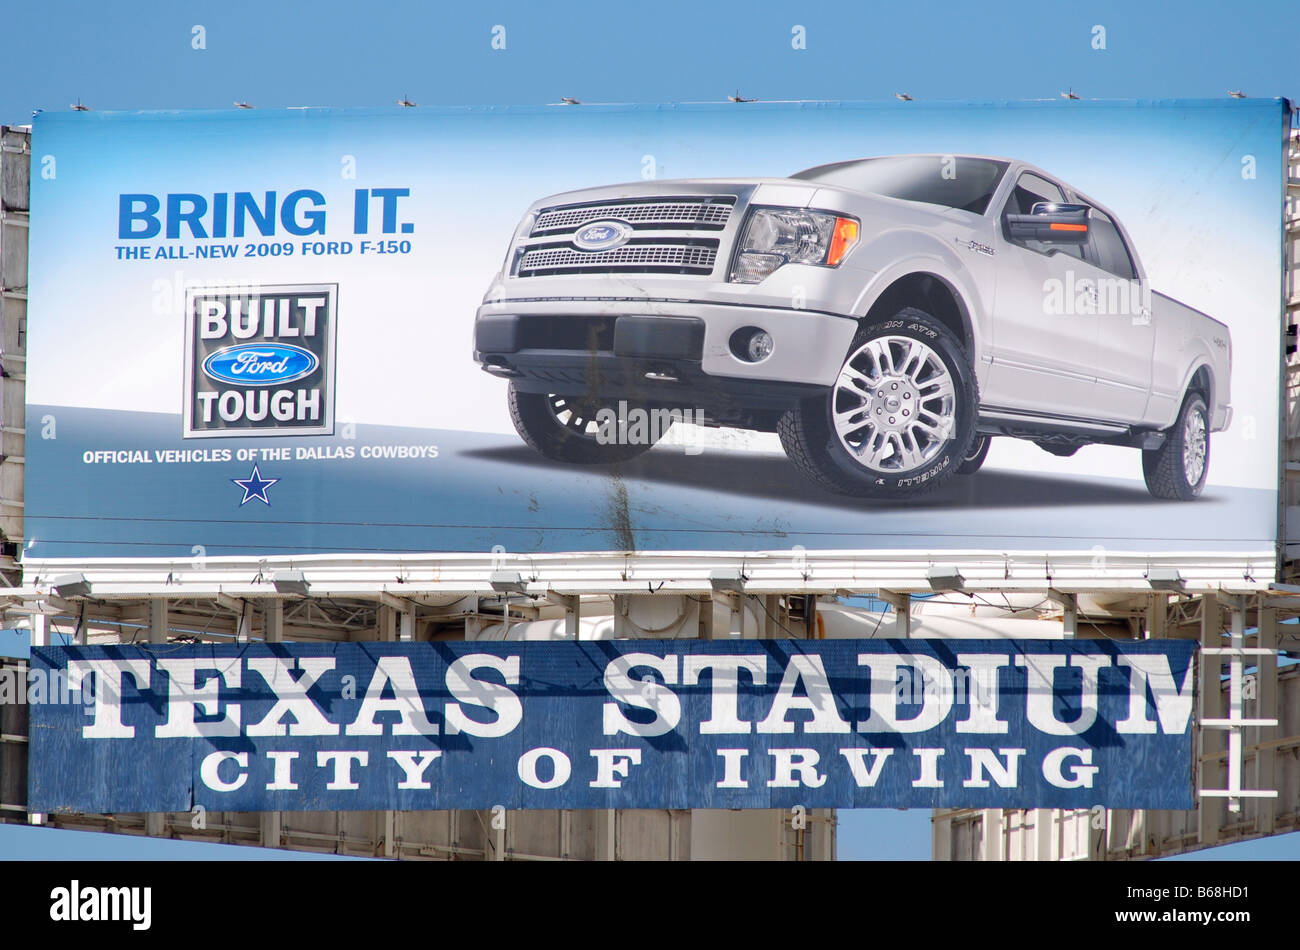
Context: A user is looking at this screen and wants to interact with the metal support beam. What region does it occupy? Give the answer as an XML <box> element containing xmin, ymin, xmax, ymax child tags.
<box><xmin>1048</xmin><ymin>590</ymin><xmax>1077</xmax><ymax>638</ymax></box>
<box><xmin>728</xmin><ymin>594</ymin><xmax>745</xmax><ymax>638</ymax></box>
<box><xmin>28</xmin><ymin>613</ymin><xmax>45</xmax><ymax>826</ymax></box>
<box><xmin>382</xmin><ymin>811</ymin><xmax>396</xmax><ymax>858</ymax></box>
<box><xmin>260</xmin><ymin>599</ymin><xmax>283</xmax><ymax>848</ymax></box>
<box><xmin>982</xmin><ymin>809</ymin><xmax>1003</xmax><ymax>861</ymax></box>
<box><xmin>234</xmin><ymin>600</ymin><xmax>253</xmax><ymax>643</ymax></box>
<box><xmin>763</xmin><ymin>595</ymin><xmax>780</xmax><ymax>638</ymax></box>
<box><xmin>1197</xmin><ymin>594</ymin><xmax>1224</xmax><ymax>846</ymax></box>
<box><xmin>149</xmin><ymin>599</ymin><xmax>168</xmax><ymax>643</ymax></box>
<box><xmin>1256</xmin><ymin>607</ymin><xmax>1279</xmax><ymax>835</ymax></box>
<box><xmin>1035</xmin><ymin>809</ymin><xmax>1052</xmax><ymax>862</ymax></box>
<box><xmin>377</xmin><ymin>604</ymin><xmax>396</xmax><ymax>642</ymax></box>
<box><xmin>594</xmin><ymin>809</ymin><xmax>616</xmax><ymax>861</ymax></box>
<box><xmin>708</xmin><ymin>591</ymin><xmax>745</xmax><ymax>638</ymax></box>
<box><xmin>260</xmin><ymin>811</ymin><xmax>281</xmax><ymax>850</ymax></box>
<box><xmin>1227</xmin><ymin>597</ymin><xmax>1245</xmax><ymax>813</ymax></box>
<box><xmin>879</xmin><ymin>590</ymin><xmax>911</xmax><ymax>637</ymax></box>
<box><xmin>548</xmin><ymin>593</ymin><xmax>580</xmax><ymax>640</ymax></box>
<box><xmin>264</xmin><ymin>600</ymin><xmax>283</xmax><ymax>643</ymax></box>
<box><xmin>145</xmin><ymin>599</ymin><xmax>168</xmax><ymax>839</ymax></box>
<box><xmin>1145</xmin><ymin>593</ymin><xmax>1167</xmax><ymax>639</ymax></box>
<box><xmin>375</xmin><ymin>591</ymin><xmax>411</xmax><ymax>613</ymax></box>
<box><xmin>699</xmin><ymin>595</ymin><xmax>716</xmax><ymax>640</ymax></box>
<box><xmin>490</xmin><ymin>810</ymin><xmax>506</xmax><ymax>861</ymax></box>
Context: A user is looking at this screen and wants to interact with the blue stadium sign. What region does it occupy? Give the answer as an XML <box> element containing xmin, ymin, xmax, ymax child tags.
<box><xmin>25</xmin><ymin>639</ymin><xmax>1197</xmax><ymax>813</ymax></box>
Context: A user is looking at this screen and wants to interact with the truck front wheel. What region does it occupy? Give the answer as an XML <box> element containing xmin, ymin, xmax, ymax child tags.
<box><xmin>508</xmin><ymin>384</ymin><xmax>665</xmax><ymax>464</ymax></box>
<box><xmin>1142</xmin><ymin>392</ymin><xmax>1209</xmax><ymax>500</ymax></box>
<box><xmin>778</xmin><ymin>307</ymin><xmax>978</xmax><ymax>497</ymax></box>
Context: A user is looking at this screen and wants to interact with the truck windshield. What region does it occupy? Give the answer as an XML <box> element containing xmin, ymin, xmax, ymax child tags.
<box><xmin>791</xmin><ymin>156</ymin><xmax>1009</xmax><ymax>214</ymax></box>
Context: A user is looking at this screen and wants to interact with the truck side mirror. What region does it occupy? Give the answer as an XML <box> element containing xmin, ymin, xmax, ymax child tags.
<box><xmin>1005</xmin><ymin>202</ymin><xmax>1090</xmax><ymax>244</ymax></box>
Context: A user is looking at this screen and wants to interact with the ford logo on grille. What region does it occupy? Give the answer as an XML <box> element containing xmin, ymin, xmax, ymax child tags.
<box><xmin>202</xmin><ymin>343</ymin><xmax>319</xmax><ymax>387</ymax></box>
<box><xmin>573</xmin><ymin>219</ymin><xmax>632</xmax><ymax>252</ymax></box>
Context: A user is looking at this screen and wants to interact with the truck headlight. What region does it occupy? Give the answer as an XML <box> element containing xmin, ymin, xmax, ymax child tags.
<box><xmin>506</xmin><ymin>210</ymin><xmax>537</xmax><ymax>275</ymax></box>
<box><xmin>729</xmin><ymin>207</ymin><xmax>859</xmax><ymax>283</ymax></box>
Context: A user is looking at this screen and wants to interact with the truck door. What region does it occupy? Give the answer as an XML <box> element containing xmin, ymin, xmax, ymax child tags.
<box><xmin>987</xmin><ymin>172</ymin><xmax>1100</xmax><ymax>418</ymax></box>
<box><xmin>1068</xmin><ymin>203</ymin><xmax>1155</xmax><ymax>423</ymax></box>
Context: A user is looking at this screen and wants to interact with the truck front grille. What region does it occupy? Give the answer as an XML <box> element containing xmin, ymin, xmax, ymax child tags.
<box><xmin>517</xmin><ymin>195</ymin><xmax>735</xmax><ymax>277</ymax></box>
<box><xmin>533</xmin><ymin>198</ymin><xmax>734</xmax><ymax>233</ymax></box>
<box><xmin>518</xmin><ymin>241</ymin><xmax>718</xmax><ymax>277</ymax></box>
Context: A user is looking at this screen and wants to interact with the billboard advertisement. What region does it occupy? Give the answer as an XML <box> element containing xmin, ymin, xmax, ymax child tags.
<box><xmin>22</xmin><ymin>99</ymin><xmax>1287</xmax><ymax>574</ymax></box>
<box><xmin>26</xmin><ymin>639</ymin><xmax>1197</xmax><ymax>812</ymax></box>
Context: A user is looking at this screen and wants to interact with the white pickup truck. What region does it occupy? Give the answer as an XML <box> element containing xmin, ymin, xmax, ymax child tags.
<box><xmin>474</xmin><ymin>154</ymin><xmax>1231</xmax><ymax>500</ymax></box>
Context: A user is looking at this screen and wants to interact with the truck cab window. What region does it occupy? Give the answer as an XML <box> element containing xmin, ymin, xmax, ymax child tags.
<box><xmin>1002</xmin><ymin>172</ymin><xmax>1083</xmax><ymax>260</ymax></box>
<box><xmin>1086</xmin><ymin>208</ymin><xmax>1137</xmax><ymax>279</ymax></box>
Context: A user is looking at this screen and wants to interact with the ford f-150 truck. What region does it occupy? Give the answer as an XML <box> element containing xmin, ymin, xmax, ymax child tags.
<box><xmin>473</xmin><ymin>155</ymin><xmax>1232</xmax><ymax>500</ymax></box>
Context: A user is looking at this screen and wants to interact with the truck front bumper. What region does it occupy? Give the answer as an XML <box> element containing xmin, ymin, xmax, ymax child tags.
<box><xmin>473</xmin><ymin>298</ymin><xmax>859</xmax><ymax>409</ymax></box>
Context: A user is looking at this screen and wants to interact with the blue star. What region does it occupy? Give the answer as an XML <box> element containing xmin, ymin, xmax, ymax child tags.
<box><xmin>232</xmin><ymin>464</ymin><xmax>280</xmax><ymax>506</ymax></box>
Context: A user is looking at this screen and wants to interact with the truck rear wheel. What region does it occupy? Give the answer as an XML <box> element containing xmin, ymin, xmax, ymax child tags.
<box><xmin>508</xmin><ymin>384</ymin><xmax>665</xmax><ymax>464</ymax></box>
<box><xmin>1142</xmin><ymin>392</ymin><xmax>1209</xmax><ymax>500</ymax></box>
<box><xmin>956</xmin><ymin>434</ymin><xmax>991</xmax><ymax>475</ymax></box>
<box><xmin>778</xmin><ymin>307</ymin><xmax>978</xmax><ymax>497</ymax></box>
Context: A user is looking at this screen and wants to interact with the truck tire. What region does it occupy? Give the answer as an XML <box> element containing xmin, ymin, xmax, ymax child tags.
<box><xmin>508</xmin><ymin>384</ymin><xmax>665</xmax><ymax>464</ymax></box>
<box><xmin>956</xmin><ymin>434</ymin><xmax>990</xmax><ymax>475</ymax></box>
<box><xmin>778</xmin><ymin>307</ymin><xmax>978</xmax><ymax>497</ymax></box>
<box><xmin>1142</xmin><ymin>392</ymin><xmax>1209</xmax><ymax>500</ymax></box>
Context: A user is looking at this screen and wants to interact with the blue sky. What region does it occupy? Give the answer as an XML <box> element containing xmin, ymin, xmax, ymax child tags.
<box><xmin>1</xmin><ymin>1</ymin><xmax>1298</xmax><ymax>122</ymax></box>
<box><xmin>2</xmin><ymin>0</ymin><xmax>1298</xmax><ymax>861</ymax></box>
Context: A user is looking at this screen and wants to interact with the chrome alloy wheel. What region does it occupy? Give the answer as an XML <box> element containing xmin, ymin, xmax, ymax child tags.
<box><xmin>1182</xmin><ymin>404</ymin><xmax>1207</xmax><ymax>485</ymax></box>
<box><xmin>547</xmin><ymin>394</ymin><xmax>602</xmax><ymax>440</ymax></box>
<box><xmin>831</xmin><ymin>335</ymin><xmax>957</xmax><ymax>473</ymax></box>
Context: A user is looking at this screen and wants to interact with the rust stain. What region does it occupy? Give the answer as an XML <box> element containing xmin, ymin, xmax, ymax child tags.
<box><xmin>605</xmin><ymin>470</ymin><xmax>636</xmax><ymax>553</ymax></box>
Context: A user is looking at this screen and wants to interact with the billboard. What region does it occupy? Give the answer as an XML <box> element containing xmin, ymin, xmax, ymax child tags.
<box><xmin>22</xmin><ymin>99</ymin><xmax>1287</xmax><ymax>577</ymax></box>
<box><xmin>26</xmin><ymin>639</ymin><xmax>1197</xmax><ymax>812</ymax></box>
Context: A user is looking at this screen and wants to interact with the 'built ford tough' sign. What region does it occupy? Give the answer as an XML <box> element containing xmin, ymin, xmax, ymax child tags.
<box><xmin>183</xmin><ymin>284</ymin><xmax>337</xmax><ymax>438</ymax></box>
<box><xmin>27</xmin><ymin>639</ymin><xmax>1195</xmax><ymax>812</ymax></box>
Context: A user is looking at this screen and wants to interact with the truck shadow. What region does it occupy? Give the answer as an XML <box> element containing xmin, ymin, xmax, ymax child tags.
<box><xmin>460</xmin><ymin>444</ymin><xmax>1164</xmax><ymax>510</ymax></box>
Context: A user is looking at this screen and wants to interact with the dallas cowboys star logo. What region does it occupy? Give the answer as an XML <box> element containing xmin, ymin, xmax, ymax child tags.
<box><xmin>232</xmin><ymin>464</ymin><xmax>279</xmax><ymax>506</ymax></box>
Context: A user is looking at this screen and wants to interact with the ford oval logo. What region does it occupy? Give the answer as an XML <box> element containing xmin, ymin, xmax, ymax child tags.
<box><xmin>573</xmin><ymin>219</ymin><xmax>632</xmax><ymax>252</ymax></box>
<box><xmin>202</xmin><ymin>343</ymin><xmax>319</xmax><ymax>387</ymax></box>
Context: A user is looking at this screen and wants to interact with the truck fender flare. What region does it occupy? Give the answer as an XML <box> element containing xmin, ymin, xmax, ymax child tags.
<box><xmin>852</xmin><ymin>253</ymin><xmax>983</xmax><ymax>361</ymax></box>
<box><xmin>1176</xmin><ymin>357</ymin><xmax>1215</xmax><ymax>414</ymax></box>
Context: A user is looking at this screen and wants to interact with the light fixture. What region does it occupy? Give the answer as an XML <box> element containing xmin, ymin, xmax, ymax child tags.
<box><xmin>1147</xmin><ymin>569</ymin><xmax>1184</xmax><ymax>592</ymax></box>
<box><xmin>709</xmin><ymin>569</ymin><xmax>747</xmax><ymax>593</ymax></box>
<box><xmin>53</xmin><ymin>573</ymin><xmax>92</xmax><ymax>598</ymax></box>
<box><xmin>272</xmin><ymin>570</ymin><xmax>311</xmax><ymax>596</ymax></box>
<box><xmin>926</xmin><ymin>566</ymin><xmax>965</xmax><ymax>591</ymax></box>
<box><xmin>489</xmin><ymin>571</ymin><xmax>529</xmax><ymax>594</ymax></box>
